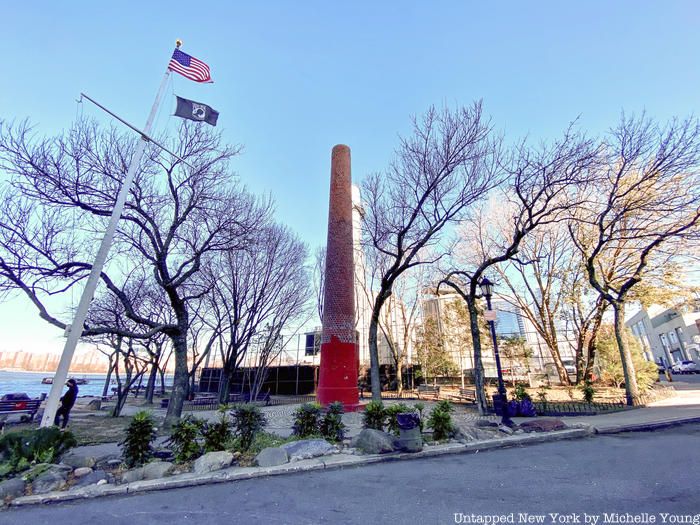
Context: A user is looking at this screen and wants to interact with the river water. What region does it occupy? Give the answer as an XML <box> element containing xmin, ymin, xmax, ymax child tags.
<box><xmin>1</xmin><ymin>370</ymin><xmax>113</xmax><ymax>398</ymax></box>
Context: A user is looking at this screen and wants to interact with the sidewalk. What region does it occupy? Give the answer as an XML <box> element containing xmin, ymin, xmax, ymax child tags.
<box><xmin>545</xmin><ymin>380</ymin><xmax>700</xmax><ymax>434</ymax></box>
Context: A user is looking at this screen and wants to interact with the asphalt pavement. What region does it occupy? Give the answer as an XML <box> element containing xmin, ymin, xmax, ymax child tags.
<box><xmin>4</xmin><ymin>423</ymin><xmax>699</xmax><ymax>525</ymax></box>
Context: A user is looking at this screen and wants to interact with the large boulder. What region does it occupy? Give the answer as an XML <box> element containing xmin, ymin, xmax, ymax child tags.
<box><xmin>0</xmin><ymin>477</ymin><xmax>26</xmax><ymax>499</ymax></box>
<box><xmin>193</xmin><ymin>451</ymin><xmax>233</xmax><ymax>474</ymax></box>
<box><xmin>62</xmin><ymin>444</ymin><xmax>120</xmax><ymax>469</ymax></box>
<box><xmin>142</xmin><ymin>461</ymin><xmax>174</xmax><ymax>480</ymax></box>
<box><xmin>255</xmin><ymin>447</ymin><xmax>289</xmax><ymax>467</ymax></box>
<box><xmin>121</xmin><ymin>467</ymin><xmax>144</xmax><ymax>484</ymax></box>
<box><xmin>350</xmin><ymin>429</ymin><xmax>398</xmax><ymax>454</ymax></box>
<box><xmin>73</xmin><ymin>467</ymin><xmax>93</xmax><ymax>478</ymax></box>
<box><xmin>72</xmin><ymin>469</ymin><xmax>108</xmax><ymax>488</ymax></box>
<box><xmin>519</xmin><ymin>418</ymin><xmax>567</xmax><ymax>433</ymax></box>
<box><xmin>61</xmin><ymin>451</ymin><xmax>96</xmax><ymax>469</ymax></box>
<box><xmin>460</xmin><ymin>427</ymin><xmax>500</xmax><ymax>441</ymax></box>
<box><xmin>32</xmin><ymin>466</ymin><xmax>70</xmax><ymax>494</ymax></box>
<box><xmin>281</xmin><ymin>439</ymin><xmax>336</xmax><ymax>462</ymax></box>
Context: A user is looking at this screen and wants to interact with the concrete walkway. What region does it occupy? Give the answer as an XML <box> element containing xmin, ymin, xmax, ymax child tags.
<box><xmin>528</xmin><ymin>378</ymin><xmax>700</xmax><ymax>433</ymax></box>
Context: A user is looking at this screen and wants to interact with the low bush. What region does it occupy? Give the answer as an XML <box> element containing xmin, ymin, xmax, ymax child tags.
<box><xmin>362</xmin><ymin>400</ymin><xmax>386</xmax><ymax>431</ymax></box>
<box><xmin>167</xmin><ymin>415</ymin><xmax>206</xmax><ymax>463</ymax></box>
<box><xmin>320</xmin><ymin>402</ymin><xmax>346</xmax><ymax>442</ymax></box>
<box><xmin>580</xmin><ymin>380</ymin><xmax>595</xmax><ymax>403</ymax></box>
<box><xmin>231</xmin><ymin>404</ymin><xmax>267</xmax><ymax>452</ymax></box>
<box><xmin>512</xmin><ymin>384</ymin><xmax>531</xmax><ymax>401</ymax></box>
<box><xmin>292</xmin><ymin>403</ymin><xmax>322</xmax><ymax>438</ymax></box>
<box><xmin>203</xmin><ymin>409</ymin><xmax>233</xmax><ymax>453</ymax></box>
<box><xmin>0</xmin><ymin>427</ymin><xmax>77</xmax><ymax>479</ymax></box>
<box><xmin>427</xmin><ymin>400</ymin><xmax>454</xmax><ymax>441</ymax></box>
<box><xmin>120</xmin><ymin>410</ymin><xmax>157</xmax><ymax>468</ymax></box>
<box><xmin>385</xmin><ymin>403</ymin><xmax>411</xmax><ymax>436</ymax></box>
<box><xmin>413</xmin><ymin>402</ymin><xmax>425</xmax><ymax>431</ymax></box>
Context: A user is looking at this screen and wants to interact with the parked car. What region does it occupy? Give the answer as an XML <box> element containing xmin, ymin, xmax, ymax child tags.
<box><xmin>561</xmin><ymin>359</ymin><xmax>577</xmax><ymax>376</ymax></box>
<box><xmin>0</xmin><ymin>392</ymin><xmax>31</xmax><ymax>401</ymax></box>
<box><xmin>671</xmin><ymin>360</ymin><xmax>699</xmax><ymax>374</ymax></box>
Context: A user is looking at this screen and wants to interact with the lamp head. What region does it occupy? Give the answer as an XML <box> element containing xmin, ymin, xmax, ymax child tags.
<box><xmin>479</xmin><ymin>277</ymin><xmax>494</xmax><ymax>298</ymax></box>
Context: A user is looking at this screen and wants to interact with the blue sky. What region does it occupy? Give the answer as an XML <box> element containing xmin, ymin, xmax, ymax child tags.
<box><xmin>1</xmin><ymin>1</ymin><xmax>700</xmax><ymax>353</ymax></box>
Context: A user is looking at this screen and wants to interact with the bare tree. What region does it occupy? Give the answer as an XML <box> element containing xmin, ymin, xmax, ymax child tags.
<box><xmin>361</xmin><ymin>103</ymin><xmax>499</xmax><ymax>400</ymax></box>
<box><xmin>0</xmin><ymin>119</ymin><xmax>270</xmax><ymax>423</ymax></box>
<box><xmin>560</xmin><ymin>262</ymin><xmax>608</xmax><ymax>382</ymax></box>
<box><xmin>205</xmin><ymin>223</ymin><xmax>311</xmax><ymax>403</ymax></box>
<box><xmin>570</xmin><ymin>113</ymin><xmax>700</xmax><ymax>405</ymax></box>
<box><xmin>439</xmin><ymin>125</ymin><xmax>598</xmax><ymax>413</ymax></box>
<box><xmin>494</xmin><ymin>224</ymin><xmax>578</xmax><ymax>384</ymax></box>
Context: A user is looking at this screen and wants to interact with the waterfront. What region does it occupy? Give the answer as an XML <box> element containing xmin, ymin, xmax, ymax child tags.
<box><xmin>1</xmin><ymin>370</ymin><xmax>111</xmax><ymax>398</ymax></box>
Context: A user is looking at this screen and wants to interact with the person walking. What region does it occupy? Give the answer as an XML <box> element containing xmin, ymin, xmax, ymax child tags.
<box><xmin>53</xmin><ymin>378</ymin><xmax>79</xmax><ymax>429</ymax></box>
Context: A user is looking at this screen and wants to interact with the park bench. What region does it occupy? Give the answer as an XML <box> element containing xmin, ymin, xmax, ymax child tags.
<box><xmin>160</xmin><ymin>395</ymin><xmax>220</xmax><ymax>411</ymax></box>
<box><xmin>457</xmin><ymin>388</ymin><xmax>477</xmax><ymax>403</ymax></box>
<box><xmin>417</xmin><ymin>385</ymin><xmax>440</xmax><ymax>400</ymax></box>
<box><xmin>0</xmin><ymin>399</ymin><xmax>43</xmax><ymax>421</ymax></box>
<box><xmin>228</xmin><ymin>391</ymin><xmax>272</xmax><ymax>406</ymax></box>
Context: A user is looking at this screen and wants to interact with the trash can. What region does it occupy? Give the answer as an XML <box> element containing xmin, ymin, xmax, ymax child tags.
<box><xmin>396</xmin><ymin>413</ymin><xmax>423</xmax><ymax>452</ymax></box>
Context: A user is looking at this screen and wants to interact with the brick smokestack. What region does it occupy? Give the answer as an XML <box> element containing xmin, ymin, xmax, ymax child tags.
<box><xmin>317</xmin><ymin>144</ymin><xmax>360</xmax><ymax>409</ymax></box>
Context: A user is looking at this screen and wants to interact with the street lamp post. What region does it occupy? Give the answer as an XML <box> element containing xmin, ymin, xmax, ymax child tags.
<box><xmin>479</xmin><ymin>277</ymin><xmax>513</xmax><ymax>427</ymax></box>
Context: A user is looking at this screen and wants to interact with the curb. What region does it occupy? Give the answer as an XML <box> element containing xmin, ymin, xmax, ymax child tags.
<box><xmin>5</xmin><ymin>428</ymin><xmax>589</xmax><ymax>508</ymax></box>
<box><xmin>592</xmin><ymin>415</ymin><xmax>700</xmax><ymax>434</ymax></box>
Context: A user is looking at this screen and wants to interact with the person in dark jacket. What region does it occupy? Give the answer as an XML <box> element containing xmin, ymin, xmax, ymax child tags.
<box><xmin>53</xmin><ymin>378</ymin><xmax>79</xmax><ymax>428</ymax></box>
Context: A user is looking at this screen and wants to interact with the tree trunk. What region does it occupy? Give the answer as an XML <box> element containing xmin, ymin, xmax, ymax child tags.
<box><xmin>368</xmin><ymin>290</ymin><xmax>390</xmax><ymax>401</ymax></box>
<box><xmin>612</xmin><ymin>301</ymin><xmax>639</xmax><ymax>406</ymax></box>
<box><xmin>546</xmin><ymin>337</ymin><xmax>571</xmax><ymax>386</ymax></box>
<box><xmin>395</xmin><ymin>356</ymin><xmax>403</xmax><ymax>395</ymax></box>
<box><xmin>102</xmin><ymin>357</ymin><xmax>114</xmax><ymax>398</ymax></box>
<box><xmin>584</xmin><ymin>305</ymin><xmax>605</xmax><ymax>381</ymax></box>
<box><xmin>219</xmin><ymin>367</ymin><xmax>232</xmax><ymax>405</ymax></box>
<box><xmin>159</xmin><ymin>367</ymin><xmax>166</xmax><ymax>395</ymax></box>
<box><xmin>466</xmin><ymin>296</ymin><xmax>487</xmax><ymax>415</ymax></box>
<box><xmin>111</xmin><ymin>363</ymin><xmax>132</xmax><ymax>418</ymax></box>
<box><xmin>575</xmin><ymin>326</ymin><xmax>587</xmax><ymax>384</ymax></box>
<box><xmin>165</xmin><ymin>331</ymin><xmax>190</xmax><ymax>425</ymax></box>
<box><xmin>144</xmin><ymin>362</ymin><xmax>159</xmax><ymax>404</ymax></box>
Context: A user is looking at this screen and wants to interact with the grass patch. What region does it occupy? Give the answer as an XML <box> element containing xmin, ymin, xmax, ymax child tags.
<box><xmin>2</xmin><ymin>414</ymin><xmax>168</xmax><ymax>446</ymax></box>
<box><xmin>235</xmin><ymin>432</ymin><xmax>299</xmax><ymax>467</ymax></box>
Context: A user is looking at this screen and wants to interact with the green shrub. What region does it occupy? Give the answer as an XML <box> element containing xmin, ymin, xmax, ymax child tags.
<box><xmin>362</xmin><ymin>400</ymin><xmax>386</xmax><ymax>431</ymax></box>
<box><xmin>385</xmin><ymin>403</ymin><xmax>411</xmax><ymax>436</ymax></box>
<box><xmin>320</xmin><ymin>402</ymin><xmax>346</xmax><ymax>442</ymax></box>
<box><xmin>0</xmin><ymin>427</ymin><xmax>77</xmax><ymax>479</ymax></box>
<box><xmin>231</xmin><ymin>404</ymin><xmax>267</xmax><ymax>452</ymax></box>
<box><xmin>427</xmin><ymin>401</ymin><xmax>454</xmax><ymax>441</ymax></box>
<box><xmin>596</xmin><ymin>324</ymin><xmax>660</xmax><ymax>392</ymax></box>
<box><xmin>203</xmin><ymin>410</ymin><xmax>233</xmax><ymax>452</ymax></box>
<box><xmin>167</xmin><ymin>415</ymin><xmax>206</xmax><ymax>463</ymax></box>
<box><xmin>292</xmin><ymin>402</ymin><xmax>322</xmax><ymax>438</ymax></box>
<box><xmin>120</xmin><ymin>410</ymin><xmax>157</xmax><ymax>468</ymax></box>
<box><xmin>536</xmin><ymin>385</ymin><xmax>549</xmax><ymax>408</ymax></box>
<box><xmin>413</xmin><ymin>402</ymin><xmax>425</xmax><ymax>431</ymax></box>
<box><xmin>512</xmin><ymin>384</ymin><xmax>531</xmax><ymax>401</ymax></box>
<box><xmin>580</xmin><ymin>380</ymin><xmax>595</xmax><ymax>404</ymax></box>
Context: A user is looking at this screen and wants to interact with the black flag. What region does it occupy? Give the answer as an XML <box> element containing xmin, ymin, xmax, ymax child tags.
<box><xmin>174</xmin><ymin>96</ymin><xmax>219</xmax><ymax>126</ymax></box>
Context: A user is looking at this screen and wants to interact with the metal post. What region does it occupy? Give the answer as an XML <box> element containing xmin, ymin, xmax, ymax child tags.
<box><xmin>40</xmin><ymin>58</ymin><xmax>174</xmax><ymax>427</ymax></box>
<box><xmin>485</xmin><ymin>294</ymin><xmax>512</xmax><ymax>427</ymax></box>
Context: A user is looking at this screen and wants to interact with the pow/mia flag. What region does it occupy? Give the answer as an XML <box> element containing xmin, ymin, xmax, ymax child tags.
<box><xmin>174</xmin><ymin>96</ymin><xmax>219</xmax><ymax>126</ymax></box>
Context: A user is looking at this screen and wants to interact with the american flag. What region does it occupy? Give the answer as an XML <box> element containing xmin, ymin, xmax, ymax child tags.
<box><xmin>168</xmin><ymin>49</ymin><xmax>212</xmax><ymax>83</ymax></box>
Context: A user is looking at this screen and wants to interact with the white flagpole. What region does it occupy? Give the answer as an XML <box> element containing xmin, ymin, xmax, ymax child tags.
<box><xmin>40</xmin><ymin>44</ymin><xmax>177</xmax><ymax>428</ymax></box>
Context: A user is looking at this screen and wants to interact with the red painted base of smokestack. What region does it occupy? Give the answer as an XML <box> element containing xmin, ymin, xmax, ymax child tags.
<box><xmin>317</xmin><ymin>336</ymin><xmax>360</xmax><ymax>411</ymax></box>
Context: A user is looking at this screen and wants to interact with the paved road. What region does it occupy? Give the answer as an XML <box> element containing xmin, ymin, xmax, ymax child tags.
<box><xmin>4</xmin><ymin>424</ymin><xmax>700</xmax><ymax>525</ymax></box>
